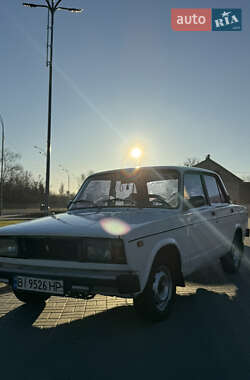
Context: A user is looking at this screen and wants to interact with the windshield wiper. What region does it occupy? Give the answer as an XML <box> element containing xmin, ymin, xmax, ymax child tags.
<box><xmin>72</xmin><ymin>200</ymin><xmax>95</xmax><ymax>205</ymax></box>
<box><xmin>71</xmin><ymin>199</ymin><xmax>99</xmax><ymax>209</ymax></box>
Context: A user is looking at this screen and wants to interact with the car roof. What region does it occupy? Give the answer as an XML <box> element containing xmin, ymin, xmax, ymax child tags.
<box><xmin>88</xmin><ymin>166</ymin><xmax>217</xmax><ymax>177</ymax></box>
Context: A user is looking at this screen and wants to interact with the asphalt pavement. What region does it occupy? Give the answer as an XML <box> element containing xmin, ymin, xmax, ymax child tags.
<box><xmin>0</xmin><ymin>243</ymin><xmax>250</xmax><ymax>379</ymax></box>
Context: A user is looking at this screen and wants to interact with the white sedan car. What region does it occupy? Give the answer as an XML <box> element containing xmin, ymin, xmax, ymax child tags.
<box><xmin>0</xmin><ymin>166</ymin><xmax>248</xmax><ymax>321</ymax></box>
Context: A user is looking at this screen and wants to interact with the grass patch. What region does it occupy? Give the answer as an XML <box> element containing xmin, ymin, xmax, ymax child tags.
<box><xmin>0</xmin><ymin>220</ymin><xmax>26</xmax><ymax>227</ymax></box>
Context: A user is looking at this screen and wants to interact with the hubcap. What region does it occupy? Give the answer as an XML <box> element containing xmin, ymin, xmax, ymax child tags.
<box><xmin>152</xmin><ymin>269</ymin><xmax>172</xmax><ymax>312</ymax></box>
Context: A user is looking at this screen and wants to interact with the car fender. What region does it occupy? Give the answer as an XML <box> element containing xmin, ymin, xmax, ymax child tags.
<box><xmin>234</xmin><ymin>224</ymin><xmax>244</xmax><ymax>241</ymax></box>
<box><xmin>139</xmin><ymin>237</ymin><xmax>182</xmax><ymax>293</ymax></box>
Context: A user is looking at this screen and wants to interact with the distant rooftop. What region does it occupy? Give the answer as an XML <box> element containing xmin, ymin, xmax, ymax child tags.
<box><xmin>195</xmin><ymin>155</ymin><xmax>243</xmax><ymax>183</ymax></box>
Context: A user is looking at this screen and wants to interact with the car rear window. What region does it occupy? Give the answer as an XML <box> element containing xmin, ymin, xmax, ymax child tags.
<box><xmin>204</xmin><ymin>175</ymin><xmax>225</xmax><ymax>204</ymax></box>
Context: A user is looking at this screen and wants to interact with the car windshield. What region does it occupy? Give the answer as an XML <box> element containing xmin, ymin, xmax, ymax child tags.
<box><xmin>70</xmin><ymin>168</ymin><xmax>179</xmax><ymax>210</ymax></box>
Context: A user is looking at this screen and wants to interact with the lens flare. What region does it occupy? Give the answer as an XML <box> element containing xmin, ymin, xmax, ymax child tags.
<box><xmin>100</xmin><ymin>218</ymin><xmax>131</xmax><ymax>236</ymax></box>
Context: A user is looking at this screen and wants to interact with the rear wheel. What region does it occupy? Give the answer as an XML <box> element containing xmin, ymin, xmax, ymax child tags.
<box><xmin>220</xmin><ymin>233</ymin><xmax>244</xmax><ymax>274</ymax></box>
<box><xmin>133</xmin><ymin>262</ymin><xmax>176</xmax><ymax>321</ymax></box>
<box><xmin>13</xmin><ymin>289</ymin><xmax>50</xmax><ymax>304</ymax></box>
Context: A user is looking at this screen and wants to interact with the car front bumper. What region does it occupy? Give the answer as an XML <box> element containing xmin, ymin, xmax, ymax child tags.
<box><xmin>0</xmin><ymin>269</ymin><xmax>140</xmax><ymax>298</ymax></box>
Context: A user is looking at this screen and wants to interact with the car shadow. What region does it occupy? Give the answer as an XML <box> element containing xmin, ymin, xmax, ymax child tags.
<box><xmin>1</xmin><ymin>285</ymin><xmax>250</xmax><ymax>379</ymax></box>
<box><xmin>1</xmin><ymin>246</ymin><xmax>250</xmax><ymax>379</ymax></box>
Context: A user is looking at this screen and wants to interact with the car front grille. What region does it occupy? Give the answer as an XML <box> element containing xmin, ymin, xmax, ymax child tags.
<box><xmin>18</xmin><ymin>237</ymin><xmax>85</xmax><ymax>261</ymax></box>
<box><xmin>15</xmin><ymin>237</ymin><xmax>126</xmax><ymax>264</ymax></box>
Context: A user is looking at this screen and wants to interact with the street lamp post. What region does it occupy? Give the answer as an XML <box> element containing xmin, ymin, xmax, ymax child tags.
<box><xmin>23</xmin><ymin>0</ymin><xmax>83</xmax><ymax>215</ymax></box>
<box><xmin>59</xmin><ymin>164</ymin><xmax>70</xmax><ymax>194</ymax></box>
<box><xmin>0</xmin><ymin>115</ymin><xmax>4</xmax><ymax>216</ymax></box>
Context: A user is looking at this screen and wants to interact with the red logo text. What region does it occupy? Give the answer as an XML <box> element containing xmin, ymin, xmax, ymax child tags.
<box><xmin>171</xmin><ymin>9</ymin><xmax>212</xmax><ymax>31</ymax></box>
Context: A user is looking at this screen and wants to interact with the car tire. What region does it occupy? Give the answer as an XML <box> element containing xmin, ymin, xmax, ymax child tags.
<box><xmin>13</xmin><ymin>289</ymin><xmax>50</xmax><ymax>304</ymax></box>
<box><xmin>133</xmin><ymin>261</ymin><xmax>176</xmax><ymax>322</ymax></box>
<box><xmin>220</xmin><ymin>233</ymin><xmax>244</xmax><ymax>274</ymax></box>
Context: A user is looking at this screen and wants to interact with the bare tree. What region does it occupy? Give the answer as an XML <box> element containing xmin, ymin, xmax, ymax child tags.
<box><xmin>183</xmin><ymin>157</ymin><xmax>200</xmax><ymax>167</ymax></box>
<box><xmin>1</xmin><ymin>149</ymin><xmax>23</xmax><ymax>183</ymax></box>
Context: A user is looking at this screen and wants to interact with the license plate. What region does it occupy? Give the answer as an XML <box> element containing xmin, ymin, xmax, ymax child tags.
<box><xmin>14</xmin><ymin>276</ymin><xmax>64</xmax><ymax>295</ymax></box>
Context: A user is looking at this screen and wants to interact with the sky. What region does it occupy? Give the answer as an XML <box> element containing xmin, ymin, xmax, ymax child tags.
<box><xmin>0</xmin><ymin>0</ymin><xmax>250</xmax><ymax>194</ymax></box>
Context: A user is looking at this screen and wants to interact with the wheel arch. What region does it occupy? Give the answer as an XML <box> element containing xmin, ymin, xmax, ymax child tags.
<box><xmin>220</xmin><ymin>224</ymin><xmax>245</xmax><ymax>274</ymax></box>
<box><xmin>233</xmin><ymin>224</ymin><xmax>244</xmax><ymax>247</ymax></box>
<box><xmin>141</xmin><ymin>239</ymin><xmax>185</xmax><ymax>292</ymax></box>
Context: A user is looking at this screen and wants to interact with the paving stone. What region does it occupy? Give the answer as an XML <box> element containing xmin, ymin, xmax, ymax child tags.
<box><xmin>0</xmin><ymin>274</ymin><xmax>240</xmax><ymax>330</ymax></box>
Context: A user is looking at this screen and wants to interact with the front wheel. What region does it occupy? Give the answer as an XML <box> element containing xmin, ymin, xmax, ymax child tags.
<box><xmin>220</xmin><ymin>233</ymin><xmax>244</xmax><ymax>274</ymax></box>
<box><xmin>13</xmin><ymin>289</ymin><xmax>50</xmax><ymax>304</ymax></box>
<box><xmin>133</xmin><ymin>263</ymin><xmax>176</xmax><ymax>321</ymax></box>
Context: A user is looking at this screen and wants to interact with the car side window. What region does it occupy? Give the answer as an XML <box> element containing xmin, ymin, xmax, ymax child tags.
<box><xmin>184</xmin><ymin>174</ymin><xmax>206</xmax><ymax>203</ymax></box>
<box><xmin>204</xmin><ymin>175</ymin><xmax>225</xmax><ymax>204</ymax></box>
<box><xmin>217</xmin><ymin>181</ymin><xmax>227</xmax><ymax>203</ymax></box>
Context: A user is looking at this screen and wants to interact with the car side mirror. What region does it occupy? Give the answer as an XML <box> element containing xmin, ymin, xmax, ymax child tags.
<box><xmin>183</xmin><ymin>195</ymin><xmax>206</xmax><ymax>210</ymax></box>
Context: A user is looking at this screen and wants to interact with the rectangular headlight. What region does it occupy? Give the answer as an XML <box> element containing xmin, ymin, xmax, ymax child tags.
<box><xmin>0</xmin><ymin>239</ymin><xmax>18</xmax><ymax>257</ymax></box>
<box><xmin>86</xmin><ymin>238</ymin><xmax>126</xmax><ymax>264</ymax></box>
<box><xmin>110</xmin><ymin>239</ymin><xmax>126</xmax><ymax>264</ymax></box>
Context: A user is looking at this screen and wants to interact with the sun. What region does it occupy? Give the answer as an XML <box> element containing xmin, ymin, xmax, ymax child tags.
<box><xmin>130</xmin><ymin>147</ymin><xmax>142</xmax><ymax>159</ymax></box>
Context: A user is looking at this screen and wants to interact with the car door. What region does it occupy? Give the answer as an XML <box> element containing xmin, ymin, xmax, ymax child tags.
<box><xmin>202</xmin><ymin>174</ymin><xmax>234</xmax><ymax>255</ymax></box>
<box><xmin>182</xmin><ymin>172</ymin><xmax>218</xmax><ymax>274</ymax></box>
<box><xmin>182</xmin><ymin>173</ymin><xmax>216</xmax><ymax>272</ymax></box>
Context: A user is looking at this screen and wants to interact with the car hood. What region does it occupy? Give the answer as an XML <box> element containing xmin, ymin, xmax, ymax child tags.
<box><xmin>0</xmin><ymin>208</ymin><xmax>180</xmax><ymax>241</ymax></box>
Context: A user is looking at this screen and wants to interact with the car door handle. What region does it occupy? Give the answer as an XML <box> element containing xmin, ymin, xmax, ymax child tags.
<box><xmin>231</xmin><ymin>208</ymin><xmax>234</xmax><ymax>213</ymax></box>
<box><xmin>211</xmin><ymin>211</ymin><xmax>216</xmax><ymax>216</ymax></box>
